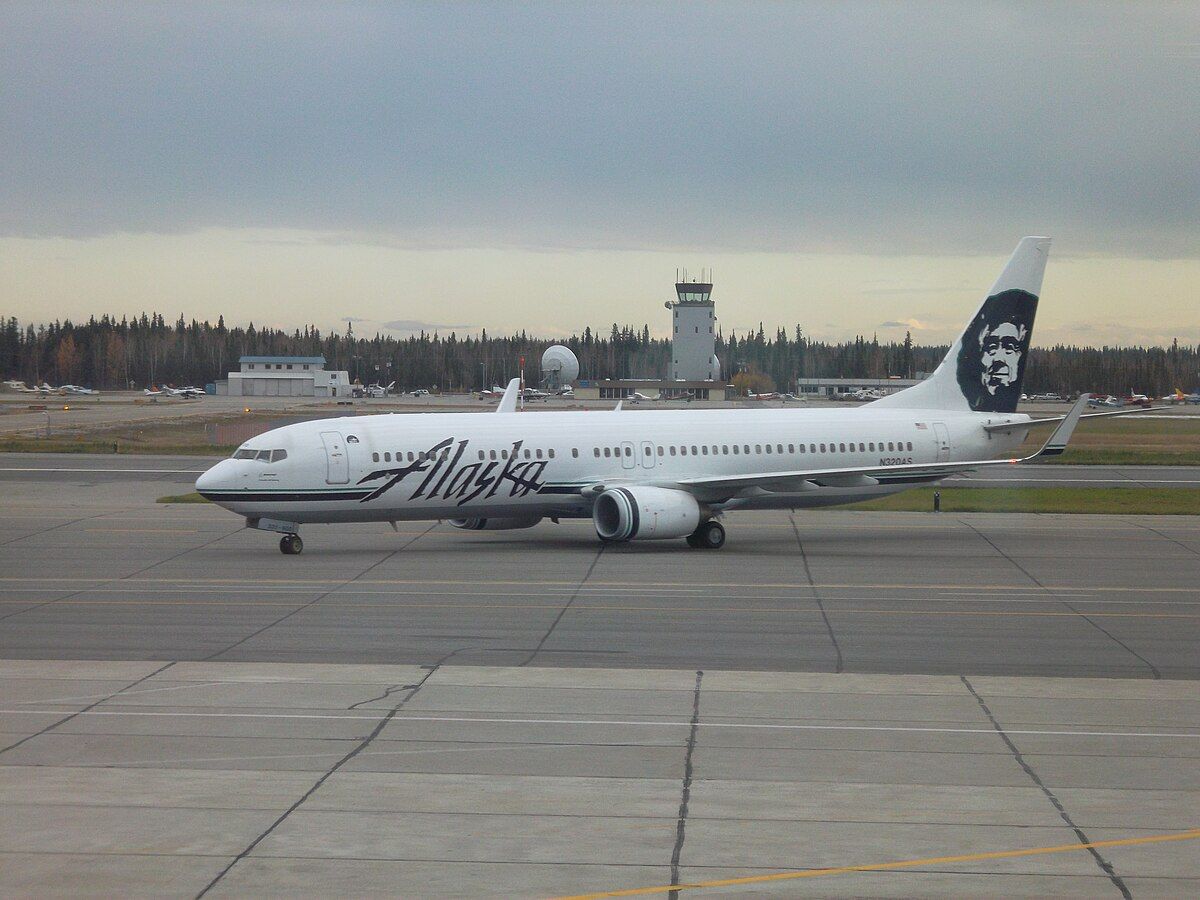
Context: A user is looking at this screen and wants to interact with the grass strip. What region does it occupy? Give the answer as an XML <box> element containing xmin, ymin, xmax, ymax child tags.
<box><xmin>846</xmin><ymin>486</ymin><xmax>1200</xmax><ymax>515</ymax></box>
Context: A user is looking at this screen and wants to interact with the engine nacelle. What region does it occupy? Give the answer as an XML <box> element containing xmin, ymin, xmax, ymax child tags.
<box><xmin>593</xmin><ymin>486</ymin><xmax>701</xmax><ymax>541</ymax></box>
<box><xmin>448</xmin><ymin>515</ymin><xmax>542</xmax><ymax>531</ymax></box>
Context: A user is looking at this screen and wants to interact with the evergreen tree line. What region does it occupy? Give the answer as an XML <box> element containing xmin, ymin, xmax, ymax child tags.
<box><xmin>2</xmin><ymin>313</ymin><xmax>1199</xmax><ymax>396</ymax></box>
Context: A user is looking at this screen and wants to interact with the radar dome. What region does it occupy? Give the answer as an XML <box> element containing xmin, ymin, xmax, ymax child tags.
<box><xmin>540</xmin><ymin>345</ymin><xmax>580</xmax><ymax>389</ymax></box>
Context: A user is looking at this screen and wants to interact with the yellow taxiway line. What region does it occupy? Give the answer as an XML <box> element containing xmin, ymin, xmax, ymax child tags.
<box><xmin>553</xmin><ymin>827</ymin><xmax>1200</xmax><ymax>898</ymax></box>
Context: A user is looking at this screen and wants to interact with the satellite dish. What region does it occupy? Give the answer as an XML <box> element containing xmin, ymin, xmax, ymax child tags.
<box><xmin>540</xmin><ymin>345</ymin><xmax>579</xmax><ymax>390</ymax></box>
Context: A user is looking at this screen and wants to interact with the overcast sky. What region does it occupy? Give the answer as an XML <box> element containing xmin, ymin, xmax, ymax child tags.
<box><xmin>3</xmin><ymin>2</ymin><xmax>1198</xmax><ymax>345</ymax></box>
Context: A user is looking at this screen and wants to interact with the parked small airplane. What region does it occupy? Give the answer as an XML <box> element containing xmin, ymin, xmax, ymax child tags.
<box><xmin>366</xmin><ymin>381</ymin><xmax>396</xmax><ymax>399</ymax></box>
<box><xmin>1168</xmin><ymin>388</ymin><xmax>1200</xmax><ymax>405</ymax></box>
<box><xmin>3</xmin><ymin>380</ymin><xmax>37</xmax><ymax>393</ymax></box>
<box><xmin>746</xmin><ymin>391</ymin><xmax>781</xmax><ymax>401</ymax></box>
<box><xmin>627</xmin><ymin>391</ymin><xmax>659</xmax><ymax>403</ymax></box>
<box><xmin>60</xmin><ymin>384</ymin><xmax>99</xmax><ymax>395</ymax></box>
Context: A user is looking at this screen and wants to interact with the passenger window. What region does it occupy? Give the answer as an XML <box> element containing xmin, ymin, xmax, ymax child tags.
<box><xmin>777</xmin><ymin>444</ymin><xmax>784</xmax><ymax>454</ymax></box>
<box><xmin>657</xmin><ymin>446</ymin><xmax>664</xmax><ymax>456</ymax></box>
<box><xmin>548</xmin><ymin>449</ymin><xmax>555</xmax><ymax>459</ymax></box>
<box><xmin>906</xmin><ymin>442</ymin><xmax>913</xmax><ymax>451</ymax></box>
<box><xmin>732</xmin><ymin>445</ymin><xmax>739</xmax><ymax>454</ymax></box>
<box><xmin>859</xmin><ymin>443</ymin><xmax>865</xmax><ymax>452</ymax></box>
<box><xmin>604</xmin><ymin>447</ymin><xmax>611</xmax><ymax>458</ymax></box>
<box><xmin>680</xmin><ymin>446</ymin><xmax>688</xmax><ymax>456</ymax></box>
<box><xmin>572</xmin><ymin>448</ymin><xmax>579</xmax><ymax>458</ymax></box>
<box><xmin>594</xmin><ymin>448</ymin><xmax>600</xmax><ymax>457</ymax></box>
<box><xmin>887</xmin><ymin>442</ymin><xmax>894</xmax><ymax>451</ymax></box>
<box><xmin>384</xmin><ymin>452</ymin><xmax>391</xmax><ymax>462</ymax></box>
<box><xmin>536</xmin><ymin>448</ymin><xmax>544</xmax><ymax>459</ymax></box>
<box><xmin>838</xmin><ymin>443</ymin><xmax>845</xmax><ymax>452</ymax></box>
<box><xmin>408</xmin><ymin>452</ymin><xmax>415</xmax><ymax>462</ymax></box>
<box><xmin>502</xmin><ymin>450</ymin><xmax>509</xmax><ymax>459</ymax></box>
<box><xmin>625</xmin><ymin>446</ymin><xmax>632</xmax><ymax>457</ymax></box>
<box><xmin>490</xmin><ymin>450</ymin><xmax>497</xmax><ymax>460</ymax></box>
<box><xmin>820</xmin><ymin>443</ymin><xmax>826</xmax><ymax>453</ymax></box>
<box><xmin>722</xmin><ymin>445</ymin><xmax>729</xmax><ymax>454</ymax></box>
<box><xmin>743</xmin><ymin>445</ymin><xmax>750</xmax><ymax>454</ymax></box>
<box><xmin>670</xmin><ymin>446</ymin><xmax>677</xmax><ymax>456</ymax></box>
<box><xmin>764</xmin><ymin>445</ymin><xmax>771</xmax><ymax>454</ymax></box>
<box><xmin>869</xmin><ymin>442</ymin><xmax>875</xmax><ymax>451</ymax></box>
<box><xmin>810</xmin><ymin>444</ymin><xmax>816</xmax><ymax>453</ymax></box>
<box><xmin>523</xmin><ymin>449</ymin><xmax>531</xmax><ymax>459</ymax></box>
<box><xmin>372</xmin><ymin>452</ymin><xmax>380</xmax><ymax>463</ymax></box>
<box><xmin>478</xmin><ymin>450</ymin><xmax>485</xmax><ymax>461</ymax></box>
<box><xmin>798</xmin><ymin>444</ymin><xmax>804</xmax><ymax>453</ymax></box>
<box><xmin>702</xmin><ymin>445</ymin><xmax>709</xmax><ymax>455</ymax></box>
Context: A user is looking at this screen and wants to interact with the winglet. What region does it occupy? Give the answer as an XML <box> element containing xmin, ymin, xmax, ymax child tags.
<box><xmin>496</xmin><ymin>378</ymin><xmax>521</xmax><ymax>413</ymax></box>
<box><xmin>1035</xmin><ymin>393</ymin><xmax>1089</xmax><ymax>457</ymax></box>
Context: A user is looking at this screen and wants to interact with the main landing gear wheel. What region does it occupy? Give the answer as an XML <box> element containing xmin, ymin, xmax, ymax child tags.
<box><xmin>687</xmin><ymin>520</ymin><xmax>725</xmax><ymax>550</ymax></box>
<box><xmin>279</xmin><ymin>534</ymin><xmax>303</xmax><ymax>555</ymax></box>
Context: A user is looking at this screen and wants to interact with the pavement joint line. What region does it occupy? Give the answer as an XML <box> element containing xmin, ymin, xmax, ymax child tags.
<box><xmin>519</xmin><ymin>544</ymin><xmax>605</xmax><ymax>667</ymax></box>
<box><xmin>789</xmin><ymin>514</ymin><xmax>843</xmax><ymax>673</ymax></box>
<box><xmin>668</xmin><ymin>671</ymin><xmax>703</xmax><ymax>897</ymax></box>
<box><xmin>959</xmin><ymin>519</ymin><xmax>1163</xmax><ymax>680</ymax></box>
<box><xmin>2</xmin><ymin>709</ymin><xmax>1198</xmax><ymax>739</ymax></box>
<box><xmin>192</xmin><ymin>660</ymin><xmax>446</xmax><ymax>899</ymax></box>
<box><xmin>0</xmin><ymin>661</ymin><xmax>177</xmax><ymax>757</ymax></box>
<box><xmin>11</xmin><ymin>680</ymin><xmax>228</xmax><ymax>706</ymax></box>
<box><xmin>199</xmin><ymin>522</ymin><xmax>438</xmax><ymax>661</ymax></box>
<box><xmin>550</xmin><ymin>828</ymin><xmax>1200</xmax><ymax>899</ymax></box>
<box><xmin>960</xmin><ymin>675</ymin><xmax>1131</xmax><ymax>898</ymax></box>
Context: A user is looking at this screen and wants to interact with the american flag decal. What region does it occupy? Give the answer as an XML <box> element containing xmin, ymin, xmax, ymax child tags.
<box><xmin>915</xmin><ymin>422</ymin><xmax>928</xmax><ymax>430</ymax></box>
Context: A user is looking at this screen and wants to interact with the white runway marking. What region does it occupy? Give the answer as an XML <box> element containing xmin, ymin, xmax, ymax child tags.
<box><xmin>3</xmin><ymin>708</ymin><xmax>1198</xmax><ymax>740</ymax></box>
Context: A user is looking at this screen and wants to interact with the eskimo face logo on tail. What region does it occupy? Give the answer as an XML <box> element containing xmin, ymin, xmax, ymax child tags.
<box><xmin>956</xmin><ymin>289</ymin><xmax>1038</xmax><ymax>413</ymax></box>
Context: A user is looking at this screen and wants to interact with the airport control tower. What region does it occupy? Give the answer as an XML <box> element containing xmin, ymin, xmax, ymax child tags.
<box><xmin>668</xmin><ymin>270</ymin><xmax>720</xmax><ymax>381</ymax></box>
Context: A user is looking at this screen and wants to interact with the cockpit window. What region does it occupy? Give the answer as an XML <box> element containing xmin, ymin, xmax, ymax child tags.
<box><xmin>270</xmin><ymin>450</ymin><xmax>287</xmax><ymax>462</ymax></box>
<box><xmin>234</xmin><ymin>448</ymin><xmax>287</xmax><ymax>462</ymax></box>
<box><xmin>234</xmin><ymin>448</ymin><xmax>257</xmax><ymax>460</ymax></box>
<box><xmin>255</xmin><ymin>450</ymin><xmax>272</xmax><ymax>461</ymax></box>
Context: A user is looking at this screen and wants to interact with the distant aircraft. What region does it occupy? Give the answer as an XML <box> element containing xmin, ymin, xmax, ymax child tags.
<box><xmin>60</xmin><ymin>384</ymin><xmax>99</xmax><ymax>395</ymax></box>
<box><xmin>163</xmin><ymin>385</ymin><xmax>204</xmax><ymax>398</ymax></box>
<box><xmin>144</xmin><ymin>385</ymin><xmax>166</xmax><ymax>397</ymax></box>
<box><xmin>746</xmin><ymin>391</ymin><xmax>781</xmax><ymax>401</ymax></box>
<box><xmin>852</xmin><ymin>388</ymin><xmax>886</xmax><ymax>401</ymax></box>
<box><xmin>522</xmin><ymin>387</ymin><xmax>550</xmax><ymax>401</ymax></box>
<box><xmin>1087</xmin><ymin>395</ymin><xmax>1123</xmax><ymax>408</ymax></box>
<box><xmin>1168</xmin><ymin>388</ymin><xmax>1200</xmax><ymax>405</ymax></box>
<box><xmin>3</xmin><ymin>380</ymin><xmax>37</xmax><ymax>393</ymax></box>
<box><xmin>366</xmin><ymin>381</ymin><xmax>396</xmax><ymax>399</ymax></box>
<box><xmin>627</xmin><ymin>391</ymin><xmax>658</xmax><ymax>403</ymax></box>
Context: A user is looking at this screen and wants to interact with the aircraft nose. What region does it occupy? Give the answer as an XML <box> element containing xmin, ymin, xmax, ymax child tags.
<box><xmin>195</xmin><ymin>460</ymin><xmax>233</xmax><ymax>495</ymax></box>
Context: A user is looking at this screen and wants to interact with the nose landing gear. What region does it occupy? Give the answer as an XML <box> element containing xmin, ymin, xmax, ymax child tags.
<box><xmin>279</xmin><ymin>534</ymin><xmax>303</xmax><ymax>555</ymax></box>
<box><xmin>686</xmin><ymin>519</ymin><xmax>725</xmax><ymax>549</ymax></box>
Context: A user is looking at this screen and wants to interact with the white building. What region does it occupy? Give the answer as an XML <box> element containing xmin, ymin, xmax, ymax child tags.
<box><xmin>669</xmin><ymin>276</ymin><xmax>720</xmax><ymax>381</ymax></box>
<box><xmin>221</xmin><ymin>356</ymin><xmax>351</xmax><ymax>397</ymax></box>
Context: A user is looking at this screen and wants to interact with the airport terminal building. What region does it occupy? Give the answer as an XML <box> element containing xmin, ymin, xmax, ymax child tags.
<box><xmin>218</xmin><ymin>356</ymin><xmax>351</xmax><ymax>397</ymax></box>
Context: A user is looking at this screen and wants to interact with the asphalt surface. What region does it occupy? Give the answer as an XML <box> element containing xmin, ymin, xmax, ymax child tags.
<box><xmin>2</xmin><ymin>463</ymin><xmax>1199</xmax><ymax>677</ymax></box>
<box><xmin>4</xmin><ymin>458</ymin><xmax>1199</xmax><ymax>896</ymax></box>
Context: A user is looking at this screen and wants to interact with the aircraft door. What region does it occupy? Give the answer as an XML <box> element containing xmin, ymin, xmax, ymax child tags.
<box><xmin>620</xmin><ymin>440</ymin><xmax>636</xmax><ymax>470</ymax></box>
<box><xmin>639</xmin><ymin>440</ymin><xmax>656</xmax><ymax>469</ymax></box>
<box><xmin>933</xmin><ymin>422</ymin><xmax>951</xmax><ymax>462</ymax></box>
<box><xmin>320</xmin><ymin>431</ymin><xmax>350</xmax><ymax>484</ymax></box>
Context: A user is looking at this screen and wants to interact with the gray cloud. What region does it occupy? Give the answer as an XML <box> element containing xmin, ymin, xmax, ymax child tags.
<box><xmin>2</xmin><ymin>3</ymin><xmax>1198</xmax><ymax>256</ymax></box>
<box><xmin>382</xmin><ymin>319</ymin><xmax>473</xmax><ymax>333</ymax></box>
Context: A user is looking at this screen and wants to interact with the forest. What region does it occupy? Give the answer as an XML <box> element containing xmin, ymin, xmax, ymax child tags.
<box><xmin>2</xmin><ymin>313</ymin><xmax>1198</xmax><ymax>396</ymax></box>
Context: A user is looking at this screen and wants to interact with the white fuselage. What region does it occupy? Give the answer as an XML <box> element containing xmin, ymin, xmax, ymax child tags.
<box><xmin>196</xmin><ymin>406</ymin><xmax>1031</xmax><ymax>525</ymax></box>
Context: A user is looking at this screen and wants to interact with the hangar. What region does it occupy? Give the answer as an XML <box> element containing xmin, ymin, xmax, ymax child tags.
<box><xmin>218</xmin><ymin>355</ymin><xmax>351</xmax><ymax>397</ymax></box>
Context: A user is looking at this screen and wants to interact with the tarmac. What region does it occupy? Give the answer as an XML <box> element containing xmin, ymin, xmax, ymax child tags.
<box><xmin>2</xmin><ymin>458</ymin><xmax>1199</xmax><ymax>896</ymax></box>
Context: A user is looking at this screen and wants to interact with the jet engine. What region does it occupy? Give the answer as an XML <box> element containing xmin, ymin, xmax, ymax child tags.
<box><xmin>448</xmin><ymin>515</ymin><xmax>542</xmax><ymax>531</ymax></box>
<box><xmin>592</xmin><ymin>486</ymin><xmax>701</xmax><ymax>541</ymax></box>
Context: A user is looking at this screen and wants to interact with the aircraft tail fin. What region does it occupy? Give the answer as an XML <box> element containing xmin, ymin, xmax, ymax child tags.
<box><xmin>873</xmin><ymin>236</ymin><xmax>1049</xmax><ymax>413</ymax></box>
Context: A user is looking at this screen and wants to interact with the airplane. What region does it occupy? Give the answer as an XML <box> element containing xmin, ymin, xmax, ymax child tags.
<box><xmin>1168</xmin><ymin>388</ymin><xmax>1200</xmax><ymax>405</ymax></box>
<box><xmin>522</xmin><ymin>387</ymin><xmax>550</xmax><ymax>401</ymax></box>
<box><xmin>3</xmin><ymin>380</ymin><xmax>37</xmax><ymax>393</ymax></box>
<box><xmin>144</xmin><ymin>385</ymin><xmax>166</xmax><ymax>397</ymax></box>
<box><xmin>850</xmin><ymin>389</ymin><xmax>886</xmax><ymax>402</ymax></box>
<box><xmin>60</xmin><ymin>384</ymin><xmax>99</xmax><ymax>396</ymax></box>
<box><xmin>366</xmin><ymin>381</ymin><xmax>396</xmax><ymax>399</ymax></box>
<box><xmin>196</xmin><ymin>237</ymin><xmax>1167</xmax><ymax>555</ymax></box>
<box><xmin>478</xmin><ymin>385</ymin><xmax>507</xmax><ymax>400</ymax></box>
<box><xmin>164</xmin><ymin>385</ymin><xmax>204</xmax><ymax>398</ymax></box>
<box><xmin>746</xmin><ymin>391</ymin><xmax>781</xmax><ymax>401</ymax></box>
<box><xmin>627</xmin><ymin>391</ymin><xmax>659</xmax><ymax>403</ymax></box>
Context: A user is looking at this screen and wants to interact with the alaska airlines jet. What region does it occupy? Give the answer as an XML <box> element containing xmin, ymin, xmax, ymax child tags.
<box><xmin>197</xmin><ymin>237</ymin><xmax>1106</xmax><ymax>554</ymax></box>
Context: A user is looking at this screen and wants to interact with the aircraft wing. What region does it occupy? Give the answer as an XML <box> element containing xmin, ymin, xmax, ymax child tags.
<box><xmin>669</xmin><ymin>395</ymin><xmax>1090</xmax><ymax>496</ymax></box>
<box><xmin>983</xmin><ymin>403</ymin><xmax>1170</xmax><ymax>433</ymax></box>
